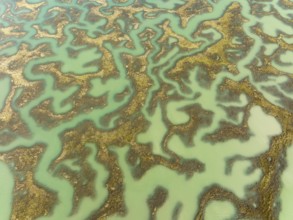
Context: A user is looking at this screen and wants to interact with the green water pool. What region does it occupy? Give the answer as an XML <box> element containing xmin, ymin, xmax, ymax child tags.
<box><xmin>0</xmin><ymin>0</ymin><xmax>293</xmax><ymax>219</ymax></box>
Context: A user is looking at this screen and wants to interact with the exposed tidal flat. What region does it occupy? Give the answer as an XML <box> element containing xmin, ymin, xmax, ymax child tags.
<box><xmin>0</xmin><ymin>0</ymin><xmax>293</xmax><ymax>219</ymax></box>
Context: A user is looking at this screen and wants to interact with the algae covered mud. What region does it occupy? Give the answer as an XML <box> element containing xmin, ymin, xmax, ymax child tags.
<box><xmin>0</xmin><ymin>0</ymin><xmax>293</xmax><ymax>219</ymax></box>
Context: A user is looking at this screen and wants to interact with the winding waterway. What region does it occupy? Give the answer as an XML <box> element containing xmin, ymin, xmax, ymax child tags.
<box><xmin>0</xmin><ymin>0</ymin><xmax>293</xmax><ymax>219</ymax></box>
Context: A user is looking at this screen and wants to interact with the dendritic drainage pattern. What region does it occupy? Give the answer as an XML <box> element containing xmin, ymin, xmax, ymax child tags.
<box><xmin>0</xmin><ymin>0</ymin><xmax>293</xmax><ymax>219</ymax></box>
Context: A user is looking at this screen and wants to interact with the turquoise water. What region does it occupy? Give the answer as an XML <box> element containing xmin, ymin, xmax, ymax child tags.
<box><xmin>0</xmin><ymin>0</ymin><xmax>293</xmax><ymax>219</ymax></box>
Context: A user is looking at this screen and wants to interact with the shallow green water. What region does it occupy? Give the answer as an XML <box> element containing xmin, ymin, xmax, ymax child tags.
<box><xmin>0</xmin><ymin>0</ymin><xmax>293</xmax><ymax>219</ymax></box>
